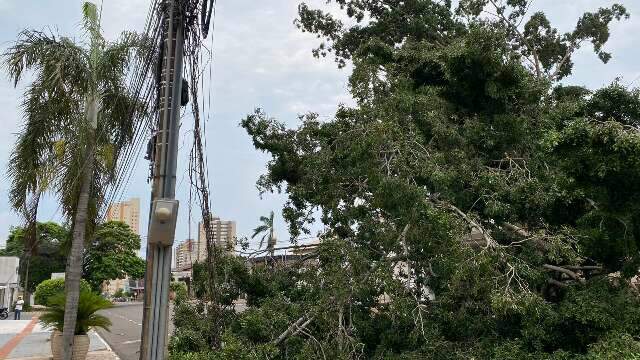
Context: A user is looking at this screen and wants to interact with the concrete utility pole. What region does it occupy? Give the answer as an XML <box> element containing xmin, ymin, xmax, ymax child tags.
<box><xmin>140</xmin><ymin>1</ymin><xmax>185</xmax><ymax>359</ymax></box>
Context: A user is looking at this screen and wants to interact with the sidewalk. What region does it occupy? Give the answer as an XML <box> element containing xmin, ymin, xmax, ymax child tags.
<box><xmin>0</xmin><ymin>313</ymin><xmax>119</xmax><ymax>360</ymax></box>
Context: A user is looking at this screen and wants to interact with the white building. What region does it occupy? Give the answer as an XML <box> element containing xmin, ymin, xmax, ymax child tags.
<box><xmin>0</xmin><ymin>257</ymin><xmax>20</xmax><ymax>308</ymax></box>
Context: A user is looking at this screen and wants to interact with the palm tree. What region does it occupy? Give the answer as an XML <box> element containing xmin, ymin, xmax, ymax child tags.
<box><xmin>19</xmin><ymin>191</ymin><xmax>41</xmax><ymax>307</ymax></box>
<box><xmin>252</xmin><ymin>211</ymin><xmax>277</xmax><ymax>256</ymax></box>
<box><xmin>4</xmin><ymin>3</ymin><xmax>142</xmax><ymax>359</ymax></box>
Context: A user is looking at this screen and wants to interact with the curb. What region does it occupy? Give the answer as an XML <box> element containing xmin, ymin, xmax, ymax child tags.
<box><xmin>91</xmin><ymin>331</ymin><xmax>119</xmax><ymax>360</ymax></box>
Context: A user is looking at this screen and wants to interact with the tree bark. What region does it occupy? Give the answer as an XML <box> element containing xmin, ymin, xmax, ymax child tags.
<box><xmin>62</xmin><ymin>152</ymin><xmax>94</xmax><ymax>360</ymax></box>
<box><xmin>22</xmin><ymin>191</ymin><xmax>40</xmax><ymax>307</ymax></box>
<box><xmin>62</xmin><ymin>97</ymin><xmax>97</xmax><ymax>360</ymax></box>
<box><xmin>23</xmin><ymin>256</ymin><xmax>31</xmax><ymax>307</ymax></box>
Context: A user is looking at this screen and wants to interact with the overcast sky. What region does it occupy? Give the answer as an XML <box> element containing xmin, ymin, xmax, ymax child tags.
<box><xmin>0</xmin><ymin>0</ymin><xmax>638</xmax><ymax>255</ymax></box>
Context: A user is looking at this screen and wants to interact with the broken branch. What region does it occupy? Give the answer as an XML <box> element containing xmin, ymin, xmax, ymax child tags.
<box><xmin>543</xmin><ymin>264</ymin><xmax>585</xmax><ymax>284</ymax></box>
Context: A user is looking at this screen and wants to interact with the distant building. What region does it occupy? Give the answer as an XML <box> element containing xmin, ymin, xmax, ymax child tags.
<box><xmin>102</xmin><ymin>277</ymin><xmax>130</xmax><ymax>296</ymax></box>
<box><xmin>174</xmin><ymin>239</ymin><xmax>197</xmax><ymax>271</ymax></box>
<box><xmin>290</xmin><ymin>240</ymin><xmax>320</xmax><ymax>256</ymax></box>
<box><xmin>104</xmin><ymin>198</ymin><xmax>142</xmax><ymax>296</ymax></box>
<box><xmin>0</xmin><ymin>257</ymin><xmax>20</xmax><ymax>308</ymax></box>
<box><xmin>128</xmin><ymin>278</ymin><xmax>144</xmax><ymax>299</ymax></box>
<box><xmin>197</xmin><ymin>215</ymin><xmax>237</xmax><ymax>260</ymax></box>
<box><xmin>106</xmin><ymin>198</ymin><xmax>141</xmax><ymax>235</ymax></box>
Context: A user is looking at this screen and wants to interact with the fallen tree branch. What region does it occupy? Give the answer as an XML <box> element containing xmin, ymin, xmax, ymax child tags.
<box><xmin>563</xmin><ymin>265</ymin><xmax>602</xmax><ymax>271</ymax></box>
<box><xmin>502</xmin><ymin>222</ymin><xmax>529</xmax><ymax>237</ymax></box>
<box><xmin>428</xmin><ymin>196</ymin><xmax>496</xmax><ymax>248</ymax></box>
<box><xmin>274</xmin><ymin>316</ymin><xmax>308</xmax><ymax>345</ymax></box>
<box><xmin>290</xmin><ymin>317</ymin><xmax>315</xmax><ymax>338</ymax></box>
<box><xmin>543</xmin><ymin>264</ymin><xmax>586</xmax><ymax>284</ymax></box>
<box><xmin>547</xmin><ymin>278</ymin><xmax>567</xmax><ymax>287</ymax></box>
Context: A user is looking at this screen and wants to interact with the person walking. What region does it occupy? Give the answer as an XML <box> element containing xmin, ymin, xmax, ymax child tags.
<box><xmin>14</xmin><ymin>296</ymin><xmax>24</xmax><ymax>320</ymax></box>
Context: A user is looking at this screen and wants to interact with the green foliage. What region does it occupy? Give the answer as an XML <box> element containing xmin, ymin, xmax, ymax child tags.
<box><xmin>39</xmin><ymin>289</ymin><xmax>112</xmax><ymax>334</ymax></box>
<box><xmin>191</xmin><ymin>253</ymin><xmax>249</xmax><ymax>305</ymax></box>
<box><xmin>170</xmin><ymin>332</ymin><xmax>278</xmax><ymax>360</ymax></box>
<box><xmin>83</xmin><ymin>221</ymin><xmax>146</xmax><ymax>291</ymax></box>
<box><xmin>171</xmin><ymin>1</ymin><xmax>640</xmax><ymax>359</ymax></box>
<box><xmin>170</xmin><ymin>281</ymin><xmax>188</xmax><ymax>303</ymax></box>
<box><xmin>34</xmin><ymin>278</ymin><xmax>91</xmax><ymax>306</ymax></box>
<box><xmin>113</xmin><ymin>288</ymin><xmax>125</xmax><ymax>298</ymax></box>
<box><xmin>170</xmin><ymin>300</ymin><xmax>237</xmax><ymax>354</ymax></box>
<box><xmin>2</xmin><ymin>222</ymin><xmax>69</xmax><ymax>293</ymax></box>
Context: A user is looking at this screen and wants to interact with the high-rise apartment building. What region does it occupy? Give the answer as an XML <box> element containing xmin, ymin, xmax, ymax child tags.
<box><xmin>197</xmin><ymin>215</ymin><xmax>237</xmax><ymax>260</ymax></box>
<box><xmin>174</xmin><ymin>238</ymin><xmax>197</xmax><ymax>270</ymax></box>
<box><xmin>105</xmin><ymin>198</ymin><xmax>141</xmax><ymax>235</ymax></box>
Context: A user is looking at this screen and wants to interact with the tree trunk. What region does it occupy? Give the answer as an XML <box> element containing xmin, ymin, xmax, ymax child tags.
<box><xmin>23</xmin><ymin>256</ymin><xmax>31</xmax><ymax>307</ymax></box>
<box><xmin>62</xmin><ymin>153</ymin><xmax>94</xmax><ymax>360</ymax></box>
<box><xmin>62</xmin><ymin>96</ymin><xmax>97</xmax><ymax>360</ymax></box>
<box><xmin>22</xmin><ymin>191</ymin><xmax>40</xmax><ymax>307</ymax></box>
<box><xmin>268</xmin><ymin>228</ymin><xmax>275</xmax><ymax>257</ymax></box>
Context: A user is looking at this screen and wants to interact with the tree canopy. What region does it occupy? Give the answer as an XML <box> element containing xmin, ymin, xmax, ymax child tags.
<box><xmin>1</xmin><ymin>222</ymin><xmax>68</xmax><ymax>293</ymax></box>
<box><xmin>83</xmin><ymin>221</ymin><xmax>146</xmax><ymax>291</ymax></box>
<box><xmin>235</xmin><ymin>1</ymin><xmax>640</xmax><ymax>359</ymax></box>
<box><xmin>138</xmin><ymin>1</ymin><xmax>640</xmax><ymax>359</ymax></box>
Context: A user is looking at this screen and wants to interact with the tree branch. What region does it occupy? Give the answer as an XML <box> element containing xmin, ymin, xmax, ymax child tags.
<box><xmin>274</xmin><ymin>315</ymin><xmax>314</xmax><ymax>345</ymax></box>
<box><xmin>547</xmin><ymin>278</ymin><xmax>567</xmax><ymax>287</ymax></box>
<box><xmin>429</xmin><ymin>197</ymin><xmax>496</xmax><ymax>248</ymax></box>
<box><xmin>487</xmin><ymin>0</ymin><xmax>541</xmax><ymax>78</ymax></box>
<box><xmin>543</xmin><ymin>264</ymin><xmax>585</xmax><ymax>284</ymax></box>
<box><xmin>550</xmin><ymin>40</ymin><xmax>583</xmax><ymax>80</ymax></box>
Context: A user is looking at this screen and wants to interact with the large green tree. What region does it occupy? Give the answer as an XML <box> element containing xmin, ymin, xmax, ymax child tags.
<box><xmin>4</xmin><ymin>2</ymin><xmax>142</xmax><ymax>358</ymax></box>
<box><xmin>2</xmin><ymin>222</ymin><xmax>68</xmax><ymax>295</ymax></box>
<box><xmin>194</xmin><ymin>1</ymin><xmax>640</xmax><ymax>359</ymax></box>
<box><xmin>83</xmin><ymin>221</ymin><xmax>146</xmax><ymax>291</ymax></box>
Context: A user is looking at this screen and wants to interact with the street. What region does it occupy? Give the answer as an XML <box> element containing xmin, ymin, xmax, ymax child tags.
<box><xmin>97</xmin><ymin>302</ymin><xmax>149</xmax><ymax>360</ymax></box>
<box><xmin>99</xmin><ymin>300</ymin><xmax>246</xmax><ymax>360</ymax></box>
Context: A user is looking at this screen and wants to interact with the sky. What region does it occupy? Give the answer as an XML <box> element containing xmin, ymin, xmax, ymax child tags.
<box><xmin>0</xmin><ymin>0</ymin><xmax>638</xmax><ymax>256</ymax></box>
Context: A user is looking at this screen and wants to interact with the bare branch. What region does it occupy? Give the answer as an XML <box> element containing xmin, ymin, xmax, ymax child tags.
<box><xmin>432</xmin><ymin>198</ymin><xmax>496</xmax><ymax>248</ymax></box>
<box><xmin>502</xmin><ymin>222</ymin><xmax>530</xmax><ymax>237</ymax></box>
<box><xmin>543</xmin><ymin>264</ymin><xmax>585</xmax><ymax>284</ymax></box>
<box><xmin>274</xmin><ymin>316</ymin><xmax>309</xmax><ymax>345</ymax></box>
<box><xmin>547</xmin><ymin>278</ymin><xmax>567</xmax><ymax>287</ymax></box>
<box><xmin>563</xmin><ymin>265</ymin><xmax>602</xmax><ymax>271</ymax></box>
<box><xmin>487</xmin><ymin>0</ymin><xmax>542</xmax><ymax>78</ymax></box>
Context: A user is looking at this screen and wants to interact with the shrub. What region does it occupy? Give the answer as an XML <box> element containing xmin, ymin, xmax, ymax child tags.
<box><xmin>169</xmin><ymin>328</ymin><xmax>208</xmax><ymax>353</ymax></box>
<box><xmin>39</xmin><ymin>289</ymin><xmax>112</xmax><ymax>334</ymax></box>
<box><xmin>170</xmin><ymin>281</ymin><xmax>188</xmax><ymax>303</ymax></box>
<box><xmin>34</xmin><ymin>278</ymin><xmax>91</xmax><ymax>306</ymax></box>
<box><xmin>113</xmin><ymin>288</ymin><xmax>125</xmax><ymax>298</ymax></box>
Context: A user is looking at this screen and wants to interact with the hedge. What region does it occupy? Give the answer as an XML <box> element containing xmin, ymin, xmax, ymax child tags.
<box><xmin>34</xmin><ymin>278</ymin><xmax>91</xmax><ymax>306</ymax></box>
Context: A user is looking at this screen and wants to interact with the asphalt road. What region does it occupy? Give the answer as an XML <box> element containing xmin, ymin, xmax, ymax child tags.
<box><xmin>98</xmin><ymin>300</ymin><xmax>245</xmax><ymax>360</ymax></box>
<box><xmin>97</xmin><ymin>302</ymin><xmax>158</xmax><ymax>360</ymax></box>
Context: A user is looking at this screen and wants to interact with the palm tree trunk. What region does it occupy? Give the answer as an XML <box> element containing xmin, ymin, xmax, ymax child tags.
<box><xmin>23</xmin><ymin>191</ymin><xmax>40</xmax><ymax>307</ymax></box>
<box><xmin>62</xmin><ymin>96</ymin><xmax>97</xmax><ymax>360</ymax></box>
<box><xmin>62</xmin><ymin>151</ymin><xmax>94</xmax><ymax>360</ymax></box>
<box><xmin>269</xmin><ymin>228</ymin><xmax>275</xmax><ymax>257</ymax></box>
<box><xmin>23</xmin><ymin>256</ymin><xmax>31</xmax><ymax>307</ymax></box>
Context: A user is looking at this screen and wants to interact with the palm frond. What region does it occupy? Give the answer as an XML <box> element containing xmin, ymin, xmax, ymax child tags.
<box><xmin>5</xmin><ymin>2</ymin><xmax>143</xmax><ymax>243</ymax></box>
<box><xmin>82</xmin><ymin>2</ymin><xmax>103</xmax><ymax>47</ymax></box>
<box><xmin>3</xmin><ymin>29</ymin><xmax>88</xmax><ymax>91</ymax></box>
<box><xmin>259</xmin><ymin>234</ymin><xmax>268</xmax><ymax>249</ymax></box>
<box><xmin>98</xmin><ymin>31</ymin><xmax>141</xmax><ymax>82</ymax></box>
<box><xmin>39</xmin><ymin>290</ymin><xmax>112</xmax><ymax>334</ymax></box>
<box><xmin>251</xmin><ymin>225</ymin><xmax>269</xmax><ymax>239</ymax></box>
